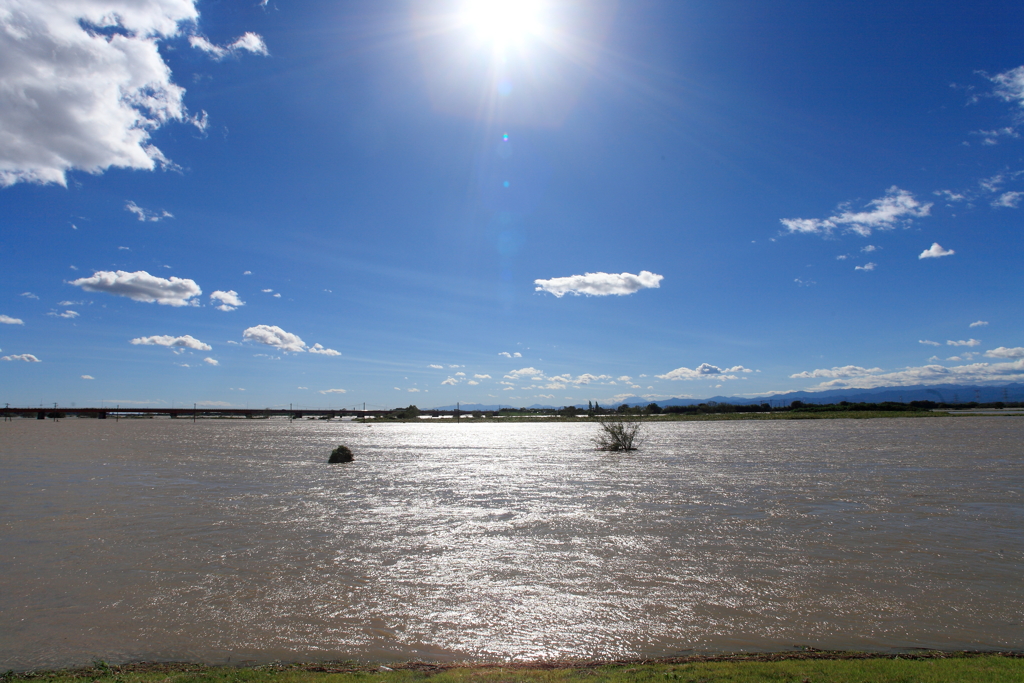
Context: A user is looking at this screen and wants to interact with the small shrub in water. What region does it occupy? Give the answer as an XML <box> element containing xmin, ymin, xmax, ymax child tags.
<box><xmin>328</xmin><ymin>445</ymin><xmax>354</xmax><ymax>463</ymax></box>
<box><xmin>594</xmin><ymin>417</ymin><xmax>646</xmax><ymax>451</ymax></box>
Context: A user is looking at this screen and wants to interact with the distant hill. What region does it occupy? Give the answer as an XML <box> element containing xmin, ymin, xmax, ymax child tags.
<box><xmin>429</xmin><ymin>383</ymin><xmax>1024</xmax><ymax>412</ymax></box>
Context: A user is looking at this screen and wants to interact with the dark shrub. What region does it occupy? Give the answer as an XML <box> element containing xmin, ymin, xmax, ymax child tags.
<box><xmin>328</xmin><ymin>445</ymin><xmax>354</xmax><ymax>463</ymax></box>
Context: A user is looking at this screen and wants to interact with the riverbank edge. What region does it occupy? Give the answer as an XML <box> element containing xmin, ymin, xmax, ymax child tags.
<box><xmin>6</xmin><ymin>651</ymin><xmax>1023</xmax><ymax>679</ymax></box>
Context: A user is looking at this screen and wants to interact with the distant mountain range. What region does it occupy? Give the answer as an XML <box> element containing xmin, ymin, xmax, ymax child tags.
<box><xmin>431</xmin><ymin>382</ymin><xmax>1024</xmax><ymax>412</ymax></box>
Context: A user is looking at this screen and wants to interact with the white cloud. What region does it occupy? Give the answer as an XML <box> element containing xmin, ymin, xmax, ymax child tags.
<box><xmin>242</xmin><ymin>325</ymin><xmax>307</xmax><ymax>353</ymax></box>
<box><xmin>534</xmin><ymin>270</ymin><xmax>663</xmax><ymax>297</ymax></box>
<box><xmin>273</xmin><ymin>293</ymin><xmax>281</xmax><ymax>298</ymax></box>
<box><xmin>990</xmin><ymin>65</ymin><xmax>1024</xmax><ymax>108</ymax></box>
<box><xmin>979</xmin><ymin>174</ymin><xmax>1004</xmax><ymax>193</ymax></box>
<box><xmin>992</xmin><ymin>191</ymin><xmax>1023</xmax><ymax>208</ymax></box>
<box><xmin>441</xmin><ymin>377</ymin><xmax>458</xmax><ymax>385</ymax></box>
<box><xmin>243</xmin><ymin>270</ymin><xmax>252</xmax><ymax>275</ymax></box>
<box><xmin>474</xmin><ymin>374</ymin><xmax>491</xmax><ymax>379</ymax></box>
<box><xmin>81</xmin><ymin>374</ymin><xmax>94</xmax><ymax>379</ymax></box>
<box><xmin>504</xmin><ymin>367</ymin><xmax>544</xmax><ymax>379</ymax></box>
<box><xmin>794</xmin><ymin>359</ymin><xmax>1024</xmax><ymax>390</ymax></box>
<box><xmin>125</xmin><ymin>200</ymin><xmax>172</xmax><ymax>221</ymax></box>
<box><xmin>919</xmin><ymin>339</ymin><xmax>941</xmax><ymax>346</ymax></box>
<box><xmin>262</xmin><ymin>289</ymin><xmax>273</xmax><ymax>293</ymax></box>
<box><xmin>319</xmin><ymin>388</ymin><xmax>347</xmax><ymax>394</ymax></box>
<box><xmin>781</xmin><ymin>187</ymin><xmax>932</xmax><ymax>237</ymax></box>
<box><xmin>617</xmin><ymin>375</ymin><xmax>632</xmax><ymax>382</ymax></box>
<box><xmin>70</xmin><ymin>270</ymin><xmax>201</xmax><ymax>306</ymax></box>
<box><xmin>947</xmin><ymin>339</ymin><xmax>981</xmax><ymax>347</ymax></box>
<box><xmin>408</xmin><ymin>388</ymin><xmax>420</xmax><ymax>393</ymax></box>
<box><xmin>48</xmin><ymin>310</ymin><xmax>79</xmax><ymax>318</ymax></box>
<box><xmin>309</xmin><ymin>343</ymin><xmax>341</xmax><ymax>356</ymax></box>
<box><xmin>455</xmin><ymin>371</ymin><xmax>465</xmax><ymax>376</ymax></box>
<box><xmin>656</xmin><ymin>363</ymin><xmax>752</xmax><ymax>381</ymax></box>
<box><xmin>1</xmin><ymin>315</ymin><xmax>25</xmax><ymax>325</ymax></box>
<box><xmin>130</xmin><ymin>334</ymin><xmax>211</xmax><ymax>351</ymax></box>
<box><xmin>970</xmin><ymin>320</ymin><xmax>989</xmax><ymax>328</ymax></box>
<box><xmin>919</xmin><ymin>243</ymin><xmax>954</xmax><ymax>259</ymax></box>
<box><xmin>498</xmin><ymin>351</ymin><xmax>522</xmax><ymax>358</ymax></box>
<box><xmin>946</xmin><ymin>356</ymin><xmax>962</xmax><ymax>362</ymax></box>
<box><xmin>188</xmin><ymin>32</ymin><xmax>267</xmax><ymax>59</ymax></box>
<box><xmin>2</xmin><ymin>353</ymin><xmax>40</xmax><ymax>362</ymax></box>
<box><xmin>789</xmin><ymin>365</ymin><xmax>883</xmax><ymax>379</ymax></box>
<box><xmin>985</xmin><ymin>347</ymin><xmax>1024</xmax><ymax>359</ymax></box>
<box><xmin>429</xmin><ymin>364</ymin><xmax>444</xmax><ymax>369</ymax></box>
<box><xmin>210</xmin><ymin>290</ymin><xmax>244</xmax><ymax>311</ymax></box>
<box><xmin>862</xmin><ymin>245</ymin><xmax>878</xmax><ymax>252</ymax></box>
<box><xmin>20</xmin><ymin>292</ymin><xmax>39</xmax><ymax>299</ymax></box>
<box><xmin>0</xmin><ymin>0</ymin><xmax>204</xmax><ymax>186</ymax></box>
<box><xmin>467</xmin><ymin>380</ymin><xmax>479</xmax><ymax>385</ymax></box>
<box><xmin>855</xmin><ymin>262</ymin><xmax>876</xmax><ymax>271</ymax></box>
<box><xmin>934</xmin><ymin>189</ymin><xmax>967</xmax><ymax>202</ymax></box>
<box><xmin>203</xmin><ymin>357</ymin><xmax>218</xmax><ymax>365</ymax></box>
<box><xmin>794</xmin><ymin>278</ymin><xmax>815</xmax><ymax>287</ymax></box>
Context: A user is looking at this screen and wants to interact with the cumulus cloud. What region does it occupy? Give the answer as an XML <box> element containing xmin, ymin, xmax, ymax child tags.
<box><xmin>1</xmin><ymin>314</ymin><xmax>24</xmax><ymax>325</ymax></box>
<box><xmin>70</xmin><ymin>270</ymin><xmax>201</xmax><ymax>306</ymax></box>
<box><xmin>0</xmin><ymin>0</ymin><xmax>196</xmax><ymax>185</ymax></box>
<box><xmin>210</xmin><ymin>290</ymin><xmax>244</xmax><ymax>311</ymax></box>
<box><xmin>319</xmin><ymin>388</ymin><xmax>347</xmax><ymax>394</ymax></box>
<box><xmin>919</xmin><ymin>339</ymin><xmax>940</xmax><ymax>346</ymax></box>
<box><xmin>243</xmin><ymin>325</ymin><xmax>307</xmax><ymax>353</ymax></box>
<box><xmin>534</xmin><ymin>270</ymin><xmax>663</xmax><ymax>297</ymax></box>
<box><xmin>985</xmin><ymin>346</ymin><xmax>1024</xmax><ymax>359</ymax></box>
<box><xmin>474</xmin><ymin>374</ymin><xmax>491</xmax><ymax>379</ymax></box>
<box><xmin>970</xmin><ymin>320</ymin><xmax>989</xmax><ymax>328</ymax></box>
<box><xmin>919</xmin><ymin>243</ymin><xmax>954</xmax><ymax>259</ymax></box>
<box><xmin>188</xmin><ymin>32</ymin><xmax>267</xmax><ymax>59</ymax></box>
<box><xmin>242</xmin><ymin>325</ymin><xmax>339</xmax><ymax>356</ymax></box>
<box><xmin>48</xmin><ymin>310</ymin><xmax>79</xmax><ymax>318</ymax></box>
<box><xmin>81</xmin><ymin>374</ymin><xmax>94</xmax><ymax>379</ymax></box>
<box><xmin>130</xmin><ymin>334</ymin><xmax>211</xmax><ymax>351</ymax></box>
<box><xmin>125</xmin><ymin>200</ymin><xmax>172</xmax><ymax>221</ymax></box>
<box><xmin>781</xmin><ymin>187</ymin><xmax>932</xmax><ymax>237</ymax></box>
<box><xmin>441</xmin><ymin>377</ymin><xmax>458</xmax><ymax>385</ymax></box>
<box><xmin>793</xmin><ymin>359</ymin><xmax>1024</xmax><ymax>390</ymax></box>
<box><xmin>203</xmin><ymin>357</ymin><xmax>218</xmax><ymax>365</ymax></box>
<box><xmin>309</xmin><ymin>343</ymin><xmax>341</xmax><ymax>356</ymax></box>
<box><xmin>947</xmin><ymin>339</ymin><xmax>981</xmax><ymax>347</ymax></box>
<box><xmin>429</xmin><ymin>364</ymin><xmax>444</xmax><ymax>369</ymax></box>
<box><xmin>855</xmin><ymin>262</ymin><xmax>877</xmax><ymax>271</ymax></box>
<box><xmin>498</xmin><ymin>351</ymin><xmax>522</xmax><ymax>358</ymax></box>
<box><xmin>656</xmin><ymin>363</ymin><xmax>752</xmax><ymax>381</ymax></box>
<box><xmin>2</xmin><ymin>353</ymin><xmax>40</xmax><ymax>362</ymax></box>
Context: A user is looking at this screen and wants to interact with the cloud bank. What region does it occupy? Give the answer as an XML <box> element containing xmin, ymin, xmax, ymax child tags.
<box><xmin>70</xmin><ymin>270</ymin><xmax>201</xmax><ymax>306</ymax></box>
<box><xmin>656</xmin><ymin>363</ymin><xmax>754</xmax><ymax>381</ymax></box>
<box><xmin>534</xmin><ymin>270</ymin><xmax>663</xmax><ymax>297</ymax></box>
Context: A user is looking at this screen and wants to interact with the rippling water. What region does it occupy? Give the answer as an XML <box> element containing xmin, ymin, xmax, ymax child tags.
<box><xmin>1</xmin><ymin>417</ymin><xmax>1022</xmax><ymax>669</ymax></box>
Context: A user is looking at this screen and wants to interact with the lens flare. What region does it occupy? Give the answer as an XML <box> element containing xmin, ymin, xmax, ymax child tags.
<box><xmin>462</xmin><ymin>0</ymin><xmax>543</xmax><ymax>47</ymax></box>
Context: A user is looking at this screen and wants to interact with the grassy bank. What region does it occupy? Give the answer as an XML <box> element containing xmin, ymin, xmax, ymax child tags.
<box><xmin>7</xmin><ymin>653</ymin><xmax>1023</xmax><ymax>683</ymax></box>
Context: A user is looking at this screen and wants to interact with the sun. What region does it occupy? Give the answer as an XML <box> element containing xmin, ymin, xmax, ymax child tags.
<box><xmin>461</xmin><ymin>0</ymin><xmax>544</xmax><ymax>48</ymax></box>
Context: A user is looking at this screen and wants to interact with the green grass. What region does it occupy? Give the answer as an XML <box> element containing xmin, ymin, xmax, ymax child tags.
<box><xmin>7</xmin><ymin>654</ymin><xmax>1023</xmax><ymax>683</ymax></box>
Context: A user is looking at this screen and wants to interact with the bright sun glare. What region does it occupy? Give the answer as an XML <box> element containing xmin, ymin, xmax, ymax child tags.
<box><xmin>461</xmin><ymin>0</ymin><xmax>544</xmax><ymax>47</ymax></box>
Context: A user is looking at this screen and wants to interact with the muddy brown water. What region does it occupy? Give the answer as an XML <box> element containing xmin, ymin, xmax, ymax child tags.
<box><xmin>1</xmin><ymin>417</ymin><xmax>1021</xmax><ymax>669</ymax></box>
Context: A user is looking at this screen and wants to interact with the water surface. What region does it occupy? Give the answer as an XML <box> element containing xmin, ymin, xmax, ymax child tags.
<box><xmin>1</xmin><ymin>417</ymin><xmax>1022</xmax><ymax>668</ymax></box>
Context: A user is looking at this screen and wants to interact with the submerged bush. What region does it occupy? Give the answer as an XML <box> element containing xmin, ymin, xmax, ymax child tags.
<box><xmin>328</xmin><ymin>445</ymin><xmax>354</xmax><ymax>463</ymax></box>
<box><xmin>593</xmin><ymin>417</ymin><xmax>646</xmax><ymax>451</ymax></box>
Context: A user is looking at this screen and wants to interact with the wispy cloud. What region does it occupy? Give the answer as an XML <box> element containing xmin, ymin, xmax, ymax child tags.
<box><xmin>319</xmin><ymin>388</ymin><xmax>347</xmax><ymax>394</ymax></box>
<box><xmin>919</xmin><ymin>243</ymin><xmax>954</xmax><ymax>259</ymax></box>
<box><xmin>189</xmin><ymin>32</ymin><xmax>269</xmax><ymax>60</ymax></box>
<box><xmin>20</xmin><ymin>292</ymin><xmax>39</xmax><ymax>299</ymax></box>
<box><xmin>793</xmin><ymin>358</ymin><xmax>1024</xmax><ymax>390</ymax></box>
<box><xmin>970</xmin><ymin>320</ymin><xmax>989</xmax><ymax>328</ymax></box>
<box><xmin>781</xmin><ymin>187</ymin><xmax>932</xmax><ymax>237</ymax></box>
<box><xmin>919</xmin><ymin>339</ymin><xmax>940</xmax><ymax>346</ymax></box>
<box><xmin>992</xmin><ymin>191</ymin><xmax>1023</xmax><ymax>208</ymax></box>
<box><xmin>534</xmin><ymin>270</ymin><xmax>663</xmax><ymax>297</ymax></box>
<box><xmin>947</xmin><ymin>339</ymin><xmax>981</xmax><ymax>347</ymax></box>
<box><xmin>309</xmin><ymin>343</ymin><xmax>341</xmax><ymax>356</ymax></box>
<box><xmin>203</xmin><ymin>357</ymin><xmax>219</xmax><ymax>366</ymax></box>
<box><xmin>498</xmin><ymin>351</ymin><xmax>522</xmax><ymax>358</ymax></box>
<box><xmin>131</xmin><ymin>335</ymin><xmax>212</xmax><ymax>351</ymax></box>
<box><xmin>81</xmin><ymin>375</ymin><xmax>94</xmax><ymax>380</ymax></box>
<box><xmin>125</xmin><ymin>201</ymin><xmax>173</xmax><ymax>222</ymax></box>
<box><xmin>70</xmin><ymin>270</ymin><xmax>202</xmax><ymax>306</ymax></box>
<box><xmin>47</xmin><ymin>310</ymin><xmax>79</xmax><ymax>319</ymax></box>
<box><xmin>210</xmin><ymin>290</ymin><xmax>245</xmax><ymax>311</ymax></box>
<box><xmin>789</xmin><ymin>365</ymin><xmax>883</xmax><ymax>379</ymax></box>
<box><xmin>855</xmin><ymin>262</ymin><xmax>877</xmax><ymax>271</ymax></box>
<box><xmin>429</xmin><ymin>364</ymin><xmax>444</xmax><ymax>369</ymax></box>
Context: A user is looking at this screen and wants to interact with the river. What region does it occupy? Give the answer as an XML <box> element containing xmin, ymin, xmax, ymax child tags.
<box><xmin>1</xmin><ymin>417</ymin><xmax>1021</xmax><ymax>669</ymax></box>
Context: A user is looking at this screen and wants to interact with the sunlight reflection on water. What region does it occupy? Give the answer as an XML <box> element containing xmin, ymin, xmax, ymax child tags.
<box><xmin>1</xmin><ymin>418</ymin><xmax>1022</xmax><ymax>668</ymax></box>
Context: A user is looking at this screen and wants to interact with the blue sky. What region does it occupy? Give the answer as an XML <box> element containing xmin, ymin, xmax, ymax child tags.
<box><xmin>2</xmin><ymin>0</ymin><xmax>1023</xmax><ymax>410</ymax></box>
